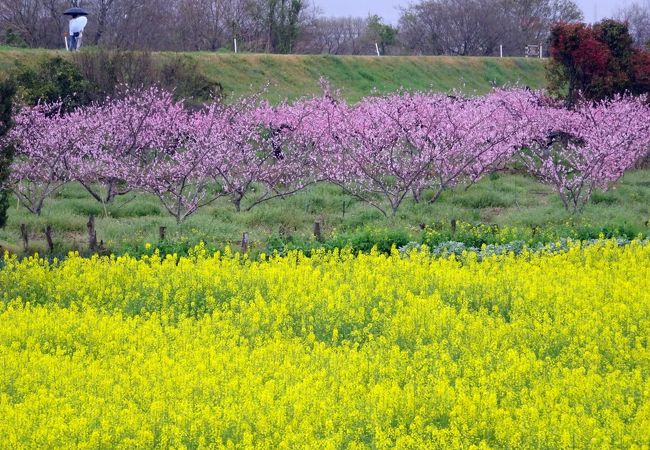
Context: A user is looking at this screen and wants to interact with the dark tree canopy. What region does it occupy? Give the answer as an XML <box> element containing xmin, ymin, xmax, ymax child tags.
<box><xmin>366</xmin><ymin>15</ymin><xmax>398</xmax><ymax>55</ymax></box>
<box><xmin>548</xmin><ymin>20</ymin><xmax>650</xmax><ymax>105</ymax></box>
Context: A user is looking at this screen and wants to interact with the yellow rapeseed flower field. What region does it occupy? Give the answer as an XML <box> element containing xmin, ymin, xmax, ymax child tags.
<box><xmin>0</xmin><ymin>241</ymin><xmax>649</xmax><ymax>449</ymax></box>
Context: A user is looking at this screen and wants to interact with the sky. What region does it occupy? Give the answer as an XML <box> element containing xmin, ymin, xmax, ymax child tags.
<box><xmin>315</xmin><ymin>0</ymin><xmax>635</xmax><ymax>24</ymax></box>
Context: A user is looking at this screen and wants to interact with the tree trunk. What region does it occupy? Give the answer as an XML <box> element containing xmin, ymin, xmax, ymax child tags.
<box><xmin>233</xmin><ymin>195</ymin><xmax>242</xmax><ymax>212</ymax></box>
<box><xmin>412</xmin><ymin>188</ymin><xmax>421</xmax><ymax>203</ymax></box>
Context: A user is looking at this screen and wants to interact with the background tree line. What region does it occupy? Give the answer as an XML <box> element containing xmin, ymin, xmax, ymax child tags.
<box><xmin>0</xmin><ymin>0</ymin><xmax>310</xmax><ymax>52</ymax></box>
<box><xmin>2</xmin><ymin>0</ymin><xmax>650</xmax><ymax>55</ymax></box>
<box><xmin>3</xmin><ymin>0</ymin><xmax>650</xmax><ymax>55</ymax></box>
<box><xmin>0</xmin><ymin>0</ymin><xmax>618</xmax><ymax>55</ymax></box>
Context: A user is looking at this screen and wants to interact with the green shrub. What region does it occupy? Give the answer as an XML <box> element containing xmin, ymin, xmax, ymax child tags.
<box><xmin>266</xmin><ymin>226</ymin><xmax>412</xmax><ymax>255</ymax></box>
<box><xmin>72</xmin><ymin>49</ymin><xmax>223</xmax><ymax>105</ymax></box>
<box><xmin>159</xmin><ymin>56</ymin><xmax>223</xmax><ymax>105</ymax></box>
<box><xmin>13</xmin><ymin>57</ymin><xmax>93</xmax><ymax>110</ymax></box>
<box><xmin>2</xmin><ymin>28</ymin><xmax>28</xmax><ymax>48</ymax></box>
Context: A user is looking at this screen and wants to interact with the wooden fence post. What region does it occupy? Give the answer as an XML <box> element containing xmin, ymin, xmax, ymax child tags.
<box><xmin>45</xmin><ymin>225</ymin><xmax>54</xmax><ymax>253</ymax></box>
<box><xmin>241</xmin><ymin>232</ymin><xmax>249</xmax><ymax>254</ymax></box>
<box><xmin>87</xmin><ymin>215</ymin><xmax>97</xmax><ymax>252</ymax></box>
<box><xmin>313</xmin><ymin>221</ymin><xmax>322</xmax><ymax>242</ymax></box>
<box><xmin>451</xmin><ymin>218</ymin><xmax>457</xmax><ymax>236</ymax></box>
<box><xmin>20</xmin><ymin>224</ymin><xmax>28</xmax><ymax>253</ymax></box>
<box><xmin>532</xmin><ymin>225</ymin><xmax>539</xmax><ymax>238</ymax></box>
<box><xmin>159</xmin><ymin>226</ymin><xmax>167</xmax><ymax>242</ymax></box>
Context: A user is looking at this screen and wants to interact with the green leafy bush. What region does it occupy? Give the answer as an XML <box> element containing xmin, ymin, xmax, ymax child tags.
<box><xmin>72</xmin><ymin>49</ymin><xmax>223</xmax><ymax>105</ymax></box>
<box><xmin>13</xmin><ymin>57</ymin><xmax>93</xmax><ymax>110</ymax></box>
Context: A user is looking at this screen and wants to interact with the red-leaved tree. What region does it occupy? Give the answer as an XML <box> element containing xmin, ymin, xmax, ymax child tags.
<box><xmin>549</xmin><ymin>20</ymin><xmax>650</xmax><ymax>105</ymax></box>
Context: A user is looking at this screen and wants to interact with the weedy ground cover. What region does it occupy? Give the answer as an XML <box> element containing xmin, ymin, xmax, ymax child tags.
<box><xmin>2</xmin><ymin>170</ymin><xmax>649</xmax><ymax>258</ymax></box>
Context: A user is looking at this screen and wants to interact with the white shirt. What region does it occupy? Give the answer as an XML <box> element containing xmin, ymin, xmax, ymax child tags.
<box><xmin>69</xmin><ymin>16</ymin><xmax>88</xmax><ymax>34</ymax></box>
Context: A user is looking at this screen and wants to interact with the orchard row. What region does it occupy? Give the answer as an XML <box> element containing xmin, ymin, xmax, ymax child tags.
<box><xmin>4</xmin><ymin>87</ymin><xmax>650</xmax><ymax>222</ymax></box>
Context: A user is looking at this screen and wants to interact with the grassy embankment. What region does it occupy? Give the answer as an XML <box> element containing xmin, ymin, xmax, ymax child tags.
<box><xmin>0</xmin><ymin>47</ymin><xmax>547</xmax><ymax>102</ymax></box>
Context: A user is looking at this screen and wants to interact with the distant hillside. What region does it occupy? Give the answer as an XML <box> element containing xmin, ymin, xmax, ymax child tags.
<box><xmin>0</xmin><ymin>47</ymin><xmax>548</xmax><ymax>102</ymax></box>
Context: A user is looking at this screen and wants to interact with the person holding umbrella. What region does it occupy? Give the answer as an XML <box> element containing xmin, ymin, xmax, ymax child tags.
<box><xmin>63</xmin><ymin>6</ymin><xmax>88</xmax><ymax>51</ymax></box>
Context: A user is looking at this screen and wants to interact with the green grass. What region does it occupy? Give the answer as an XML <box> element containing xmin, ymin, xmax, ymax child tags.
<box><xmin>1</xmin><ymin>170</ymin><xmax>648</xmax><ymax>256</ymax></box>
<box><xmin>0</xmin><ymin>47</ymin><xmax>548</xmax><ymax>102</ymax></box>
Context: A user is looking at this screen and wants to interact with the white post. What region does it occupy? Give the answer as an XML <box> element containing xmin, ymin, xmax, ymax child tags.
<box><xmin>500</xmin><ymin>45</ymin><xmax>503</xmax><ymax>58</ymax></box>
<box><xmin>64</xmin><ymin>34</ymin><xmax>69</xmax><ymax>51</ymax></box>
<box><xmin>539</xmin><ymin>44</ymin><xmax>543</xmax><ymax>58</ymax></box>
<box><xmin>375</xmin><ymin>42</ymin><xmax>381</xmax><ymax>57</ymax></box>
<box><xmin>234</xmin><ymin>38</ymin><xmax>238</xmax><ymax>54</ymax></box>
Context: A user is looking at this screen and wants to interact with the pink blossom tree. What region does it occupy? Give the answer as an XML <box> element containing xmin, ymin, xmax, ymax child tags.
<box><xmin>73</xmin><ymin>88</ymin><xmax>188</xmax><ymax>208</ymax></box>
<box><xmin>320</xmin><ymin>89</ymin><xmax>536</xmax><ymax>216</ymax></box>
<box><xmin>5</xmin><ymin>103</ymin><xmax>87</xmax><ymax>215</ymax></box>
<box><xmin>204</xmin><ymin>97</ymin><xmax>316</xmax><ymax>212</ymax></box>
<box><xmin>134</xmin><ymin>102</ymin><xmax>227</xmax><ymax>224</ymax></box>
<box><xmin>520</xmin><ymin>95</ymin><xmax>650</xmax><ymax>212</ymax></box>
<box><xmin>329</xmin><ymin>92</ymin><xmax>441</xmax><ymax>216</ymax></box>
<box><xmin>411</xmin><ymin>89</ymin><xmax>541</xmax><ymax>204</ymax></box>
<box><xmin>285</xmin><ymin>89</ymin><xmax>350</xmax><ymax>190</ymax></box>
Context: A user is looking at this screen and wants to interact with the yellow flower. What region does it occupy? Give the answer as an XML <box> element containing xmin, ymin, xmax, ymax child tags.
<box><xmin>0</xmin><ymin>239</ymin><xmax>648</xmax><ymax>448</ymax></box>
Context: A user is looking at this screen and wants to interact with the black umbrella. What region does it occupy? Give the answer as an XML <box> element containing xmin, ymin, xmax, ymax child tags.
<box><xmin>63</xmin><ymin>7</ymin><xmax>88</xmax><ymax>16</ymax></box>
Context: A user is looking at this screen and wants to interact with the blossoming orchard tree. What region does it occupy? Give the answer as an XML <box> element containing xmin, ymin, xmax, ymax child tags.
<box><xmin>417</xmin><ymin>89</ymin><xmax>540</xmax><ymax>205</ymax></box>
<box><xmin>7</xmin><ymin>103</ymin><xmax>86</xmax><ymax>215</ymax></box>
<box><xmin>329</xmin><ymin>92</ymin><xmax>444</xmax><ymax>216</ymax></box>
<box><xmin>134</xmin><ymin>104</ymin><xmax>226</xmax><ymax>224</ymax></box>
<box><xmin>77</xmin><ymin>88</ymin><xmax>189</xmax><ymax>209</ymax></box>
<box><xmin>320</xmin><ymin>89</ymin><xmax>541</xmax><ymax>216</ymax></box>
<box><xmin>100</xmin><ymin>92</ymin><xmax>326</xmax><ymax>221</ymax></box>
<box><xmin>520</xmin><ymin>95</ymin><xmax>650</xmax><ymax>212</ymax></box>
<box><xmin>287</xmin><ymin>90</ymin><xmax>351</xmax><ymax>188</ymax></box>
<box><xmin>204</xmin><ymin>96</ymin><xmax>315</xmax><ymax>213</ymax></box>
